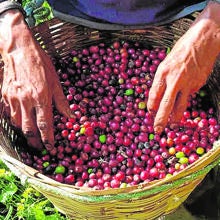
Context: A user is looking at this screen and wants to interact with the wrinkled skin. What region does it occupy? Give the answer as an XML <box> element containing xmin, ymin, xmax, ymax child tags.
<box><xmin>147</xmin><ymin>1</ymin><xmax>220</xmax><ymax>134</ymax></box>
<box><xmin>0</xmin><ymin>11</ymin><xmax>72</xmax><ymax>153</ymax></box>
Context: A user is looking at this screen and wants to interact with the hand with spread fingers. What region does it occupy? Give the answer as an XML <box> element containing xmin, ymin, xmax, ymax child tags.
<box><xmin>0</xmin><ymin>10</ymin><xmax>72</xmax><ymax>154</ymax></box>
<box><xmin>147</xmin><ymin>1</ymin><xmax>220</xmax><ymax>134</ymax></box>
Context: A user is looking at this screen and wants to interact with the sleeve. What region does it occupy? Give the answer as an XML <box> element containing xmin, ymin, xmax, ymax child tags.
<box><xmin>0</xmin><ymin>0</ymin><xmax>26</xmax><ymax>16</ymax></box>
<box><xmin>0</xmin><ymin>0</ymin><xmax>22</xmax><ymax>3</ymax></box>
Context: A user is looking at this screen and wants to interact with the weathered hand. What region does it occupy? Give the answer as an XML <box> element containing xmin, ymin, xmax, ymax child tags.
<box><xmin>0</xmin><ymin>10</ymin><xmax>71</xmax><ymax>153</ymax></box>
<box><xmin>147</xmin><ymin>1</ymin><xmax>220</xmax><ymax>133</ymax></box>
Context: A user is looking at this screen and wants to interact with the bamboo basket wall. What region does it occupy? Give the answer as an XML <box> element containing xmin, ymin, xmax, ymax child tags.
<box><xmin>0</xmin><ymin>13</ymin><xmax>220</xmax><ymax>220</ymax></box>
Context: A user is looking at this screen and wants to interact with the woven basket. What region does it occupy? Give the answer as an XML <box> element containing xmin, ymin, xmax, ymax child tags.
<box><xmin>1</xmin><ymin>14</ymin><xmax>220</xmax><ymax>220</ymax></box>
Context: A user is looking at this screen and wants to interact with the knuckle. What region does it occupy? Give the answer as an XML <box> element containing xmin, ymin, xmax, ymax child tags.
<box><xmin>156</xmin><ymin>62</ymin><xmax>168</xmax><ymax>75</ymax></box>
<box><xmin>23</xmin><ymin>130</ymin><xmax>35</xmax><ymax>138</ymax></box>
<box><xmin>148</xmin><ymin>90</ymin><xmax>159</xmax><ymax>101</ymax></box>
<box><xmin>36</xmin><ymin>88</ymin><xmax>46</xmax><ymax>99</ymax></box>
<box><xmin>19</xmin><ymin>90</ymin><xmax>32</xmax><ymax>102</ymax></box>
<box><xmin>2</xmin><ymin>88</ymin><xmax>13</xmax><ymax>100</ymax></box>
<box><xmin>38</xmin><ymin>121</ymin><xmax>48</xmax><ymax>130</ymax></box>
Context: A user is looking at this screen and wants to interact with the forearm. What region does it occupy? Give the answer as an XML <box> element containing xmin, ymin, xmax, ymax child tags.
<box><xmin>189</xmin><ymin>1</ymin><xmax>220</xmax><ymax>57</ymax></box>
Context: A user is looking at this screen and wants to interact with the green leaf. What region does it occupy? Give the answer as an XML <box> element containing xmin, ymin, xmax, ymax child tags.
<box><xmin>46</xmin><ymin>214</ymin><xmax>66</xmax><ymax>220</ymax></box>
<box><xmin>34</xmin><ymin>208</ymin><xmax>46</xmax><ymax>220</ymax></box>
<box><xmin>34</xmin><ymin>199</ymin><xmax>50</xmax><ymax>219</ymax></box>
<box><xmin>0</xmin><ymin>182</ymin><xmax>18</xmax><ymax>204</ymax></box>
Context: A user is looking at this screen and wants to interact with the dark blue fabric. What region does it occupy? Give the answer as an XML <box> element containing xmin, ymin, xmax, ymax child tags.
<box><xmin>48</xmin><ymin>0</ymin><xmax>207</xmax><ymax>27</ymax></box>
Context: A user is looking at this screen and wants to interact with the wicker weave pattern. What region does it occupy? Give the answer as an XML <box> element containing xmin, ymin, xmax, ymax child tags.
<box><xmin>30</xmin><ymin>13</ymin><xmax>199</xmax><ymax>59</ymax></box>
<box><xmin>0</xmin><ymin>15</ymin><xmax>220</xmax><ymax>219</ymax></box>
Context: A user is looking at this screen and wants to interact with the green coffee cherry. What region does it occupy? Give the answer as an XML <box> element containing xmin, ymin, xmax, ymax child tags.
<box><xmin>88</xmin><ymin>168</ymin><xmax>93</xmax><ymax>174</ymax></box>
<box><xmin>199</xmin><ymin>90</ymin><xmax>206</xmax><ymax>97</ymax></box>
<box><xmin>80</xmin><ymin>127</ymin><xmax>86</xmax><ymax>135</ymax></box>
<box><xmin>196</xmin><ymin>147</ymin><xmax>205</xmax><ymax>155</ymax></box>
<box><xmin>55</xmin><ymin>165</ymin><xmax>66</xmax><ymax>174</ymax></box>
<box><xmin>125</xmin><ymin>89</ymin><xmax>134</xmax><ymax>96</ymax></box>
<box><xmin>41</xmin><ymin>149</ymin><xmax>47</xmax><ymax>155</ymax></box>
<box><xmin>138</xmin><ymin>101</ymin><xmax>146</xmax><ymax>109</ymax></box>
<box><xmin>43</xmin><ymin>162</ymin><xmax>50</xmax><ymax>168</ymax></box>
<box><xmin>149</xmin><ymin>133</ymin><xmax>154</xmax><ymax>140</ymax></box>
<box><xmin>72</xmin><ymin>56</ymin><xmax>79</xmax><ymax>63</ymax></box>
<box><xmin>175</xmin><ymin>152</ymin><xmax>185</xmax><ymax>159</ymax></box>
<box><xmin>99</xmin><ymin>134</ymin><xmax>107</xmax><ymax>143</ymax></box>
<box><xmin>179</xmin><ymin>157</ymin><xmax>189</xmax><ymax>164</ymax></box>
<box><xmin>120</xmin><ymin>183</ymin><xmax>127</xmax><ymax>188</ymax></box>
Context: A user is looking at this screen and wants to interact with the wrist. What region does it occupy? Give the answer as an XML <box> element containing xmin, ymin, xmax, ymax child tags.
<box><xmin>205</xmin><ymin>1</ymin><xmax>220</xmax><ymax>25</ymax></box>
<box><xmin>0</xmin><ymin>10</ymin><xmax>32</xmax><ymax>54</ymax></box>
<box><xmin>193</xmin><ymin>1</ymin><xmax>220</xmax><ymax>47</ymax></box>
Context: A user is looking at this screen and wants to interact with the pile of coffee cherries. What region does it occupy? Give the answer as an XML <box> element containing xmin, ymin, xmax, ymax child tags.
<box><xmin>21</xmin><ymin>41</ymin><xmax>219</xmax><ymax>189</ymax></box>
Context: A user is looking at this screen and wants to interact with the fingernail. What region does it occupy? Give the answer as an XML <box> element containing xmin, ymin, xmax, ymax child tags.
<box><xmin>70</xmin><ymin>113</ymin><xmax>76</xmax><ymax>118</ymax></box>
<box><xmin>67</xmin><ymin>109</ymin><xmax>76</xmax><ymax>118</ymax></box>
<box><xmin>170</xmin><ymin>123</ymin><xmax>179</xmax><ymax>130</ymax></box>
<box><xmin>45</xmin><ymin>143</ymin><xmax>54</xmax><ymax>151</ymax></box>
<box><xmin>24</xmin><ymin>130</ymin><xmax>35</xmax><ymax>138</ymax></box>
<box><xmin>154</xmin><ymin>126</ymin><xmax>163</xmax><ymax>134</ymax></box>
<box><xmin>50</xmin><ymin>148</ymin><xmax>57</xmax><ymax>156</ymax></box>
<box><xmin>11</xmin><ymin>120</ymin><xmax>16</xmax><ymax>127</ymax></box>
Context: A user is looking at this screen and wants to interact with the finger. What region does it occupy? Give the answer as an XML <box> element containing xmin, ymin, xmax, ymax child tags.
<box><xmin>1</xmin><ymin>95</ymin><xmax>9</xmax><ymax>107</ymax></box>
<box><xmin>153</xmin><ymin>88</ymin><xmax>176</xmax><ymax>134</ymax></box>
<box><xmin>35</xmin><ymin>104</ymin><xmax>55</xmax><ymax>151</ymax></box>
<box><xmin>147</xmin><ymin>67</ymin><xmax>167</xmax><ymax>115</ymax></box>
<box><xmin>169</xmin><ymin>90</ymin><xmax>189</xmax><ymax>127</ymax></box>
<box><xmin>20</xmin><ymin>102</ymin><xmax>43</xmax><ymax>149</ymax></box>
<box><xmin>52</xmin><ymin>77</ymin><xmax>73</xmax><ymax>118</ymax></box>
<box><xmin>46</xmin><ymin>56</ymin><xmax>74</xmax><ymax>119</ymax></box>
<box><xmin>1</xmin><ymin>97</ymin><xmax>11</xmax><ymax>119</ymax></box>
<box><xmin>8</xmin><ymin>99</ymin><xmax>22</xmax><ymax>127</ymax></box>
